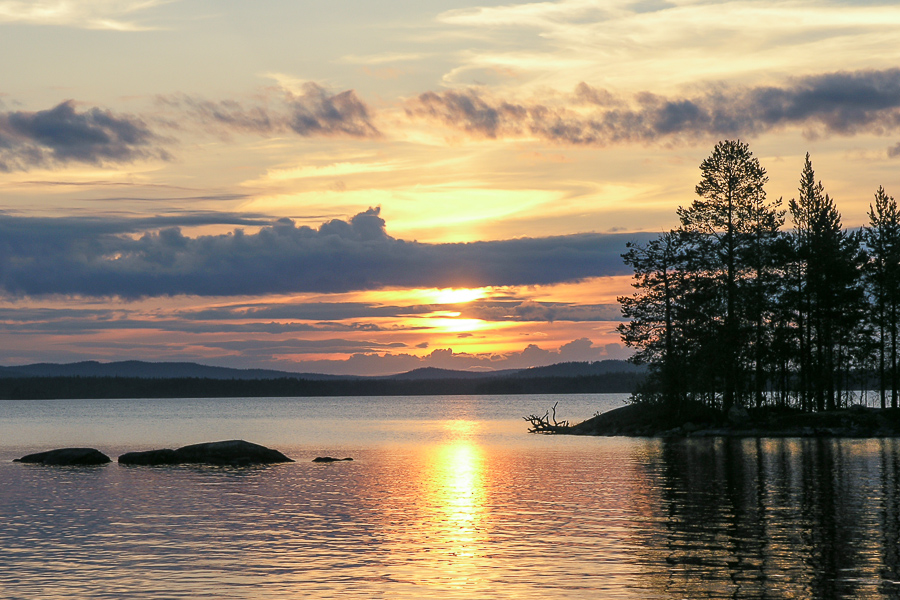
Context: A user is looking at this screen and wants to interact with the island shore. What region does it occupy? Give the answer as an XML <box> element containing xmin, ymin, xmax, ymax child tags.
<box><xmin>534</xmin><ymin>403</ymin><xmax>900</xmax><ymax>438</ymax></box>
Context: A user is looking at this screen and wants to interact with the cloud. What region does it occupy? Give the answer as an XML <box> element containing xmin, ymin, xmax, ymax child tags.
<box><xmin>276</xmin><ymin>337</ymin><xmax>630</xmax><ymax>376</ymax></box>
<box><xmin>407</xmin><ymin>69</ymin><xmax>900</xmax><ymax>145</ymax></box>
<box><xmin>0</xmin><ymin>0</ymin><xmax>170</xmax><ymax>30</ymax></box>
<box><xmin>0</xmin><ymin>207</ymin><xmax>647</xmax><ymax>298</ymax></box>
<box><xmin>0</xmin><ymin>313</ymin><xmax>383</xmax><ymax>335</ymax></box>
<box><xmin>166</xmin><ymin>82</ymin><xmax>380</xmax><ymax>139</ymax></box>
<box><xmin>201</xmin><ymin>338</ymin><xmax>407</xmax><ymax>356</ymax></box>
<box><xmin>287</xmin><ymin>83</ymin><xmax>379</xmax><ymax>138</ymax></box>
<box><xmin>0</xmin><ymin>101</ymin><xmax>166</xmax><ymax>170</ymax></box>
<box><xmin>462</xmin><ymin>299</ymin><xmax>624</xmax><ymax>322</ymax></box>
<box><xmin>173</xmin><ymin>98</ymin><xmax>275</xmax><ymax>135</ymax></box>
<box><xmin>183</xmin><ymin>302</ymin><xmax>434</xmax><ymax>322</ymax></box>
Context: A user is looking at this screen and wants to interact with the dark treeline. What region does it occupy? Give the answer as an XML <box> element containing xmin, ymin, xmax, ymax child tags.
<box><xmin>0</xmin><ymin>372</ymin><xmax>645</xmax><ymax>400</ymax></box>
<box><xmin>619</xmin><ymin>140</ymin><xmax>900</xmax><ymax>412</ymax></box>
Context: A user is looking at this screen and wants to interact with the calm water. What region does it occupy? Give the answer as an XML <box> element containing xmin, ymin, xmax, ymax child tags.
<box><xmin>2</xmin><ymin>394</ymin><xmax>900</xmax><ymax>599</ymax></box>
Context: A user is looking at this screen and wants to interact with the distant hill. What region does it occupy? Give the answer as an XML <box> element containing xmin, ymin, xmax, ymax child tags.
<box><xmin>0</xmin><ymin>360</ymin><xmax>351</xmax><ymax>381</ymax></box>
<box><xmin>0</xmin><ymin>359</ymin><xmax>644</xmax><ymax>381</ymax></box>
<box><xmin>512</xmin><ymin>360</ymin><xmax>645</xmax><ymax>378</ymax></box>
<box><xmin>383</xmin><ymin>367</ymin><xmax>508</xmax><ymax>380</ymax></box>
<box><xmin>0</xmin><ymin>359</ymin><xmax>647</xmax><ymax>399</ymax></box>
<box><xmin>387</xmin><ymin>361</ymin><xmax>644</xmax><ymax>380</ymax></box>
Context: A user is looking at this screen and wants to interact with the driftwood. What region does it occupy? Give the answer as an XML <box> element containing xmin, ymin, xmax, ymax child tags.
<box><xmin>524</xmin><ymin>401</ymin><xmax>570</xmax><ymax>433</ymax></box>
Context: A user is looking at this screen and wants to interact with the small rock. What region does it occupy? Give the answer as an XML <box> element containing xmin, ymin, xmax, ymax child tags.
<box><xmin>15</xmin><ymin>448</ymin><xmax>111</xmax><ymax>466</ymax></box>
<box><xmin>312</xmin><ymin>456</ymin><xmax>353</xmax><ymax>463</ymax></box>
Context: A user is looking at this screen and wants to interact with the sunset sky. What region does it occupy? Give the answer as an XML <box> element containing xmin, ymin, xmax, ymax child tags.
<box><xmin>3</xmin><ymin>0</ymin><xmax>900</xmax><ymax>375</ymax></box>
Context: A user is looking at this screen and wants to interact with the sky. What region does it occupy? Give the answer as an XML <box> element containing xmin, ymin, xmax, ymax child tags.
<box><xmin>2</xmin><ymin>0</ymin><xmax>900</xmax><ymax>375</ymax></box>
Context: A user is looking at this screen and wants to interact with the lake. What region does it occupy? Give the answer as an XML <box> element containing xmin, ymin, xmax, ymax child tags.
<box><xmin>2</xmin><ymin>394</ymin><xmax>900</xmax><ymax>599</ymax></box>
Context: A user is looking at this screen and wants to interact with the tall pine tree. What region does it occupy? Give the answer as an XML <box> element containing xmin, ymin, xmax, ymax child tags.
<box><xmin>864</xmin><ymin>186</ymin><xmax>900</xmax><ymax>408</ymax></box>
<box><xmin>789</xmin><ymin>154</ymin><xmax>866</xmax><ymax>411</ymax></box>
<box><xmin>676</xmin><ymin>140</ymin><xmax>781</xmax><ymax>410</ymax></box>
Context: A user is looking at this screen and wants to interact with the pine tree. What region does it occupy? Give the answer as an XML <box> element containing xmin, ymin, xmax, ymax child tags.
<box><xmin>618</xmin><ymin>231</ymin><xmax>689</xmax><ymax>406</ymax></box>
<box><xmin>789</xmin><ymin>154</ymin><xmax>866</xmax><ymax>411</ymax></box>
<box><xmin>676</xmin><ymin>140</ymin><xmax>780</xmax><ymax>410</ymax></box>
<box><xmin>864</xmin><ymin>186</ymin><xmax>900</xmax><ymax>408</ymax></box>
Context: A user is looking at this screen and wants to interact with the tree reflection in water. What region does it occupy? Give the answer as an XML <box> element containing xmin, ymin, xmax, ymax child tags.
<box><xmin>643</xmin><ymin>438</ymin><xmax>900</xmax><ymax>599</ymax></box>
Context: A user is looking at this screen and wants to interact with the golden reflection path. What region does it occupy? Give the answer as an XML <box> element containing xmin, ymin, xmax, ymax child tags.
<box><xmin>435</xmin><ymin>435</ymin><xmax>485</xmax><ymax>557</ymax></box>
<box><xmin>418</xmin><ymin>419</ymin><xmax>490</xmax><ymax>588</ymax></box>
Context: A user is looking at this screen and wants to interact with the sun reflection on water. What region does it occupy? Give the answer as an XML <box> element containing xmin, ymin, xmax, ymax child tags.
<box><xmin>420</xmin><ymin>419</ymin><xmax>489</xmax><ymax>585</ymax></box>
<box><xmin>437</xmin><ymin>442</ymin><xmax>484</xmax><ymax>558</ymax></box>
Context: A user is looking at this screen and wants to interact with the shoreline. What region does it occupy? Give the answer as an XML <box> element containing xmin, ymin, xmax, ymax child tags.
<box><xmin>535</xmin><ymin>403</ymin><xmax>900</xmax><ymax>438</ymax></box>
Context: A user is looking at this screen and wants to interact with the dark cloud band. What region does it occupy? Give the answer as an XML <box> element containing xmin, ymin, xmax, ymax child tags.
<box><xmin>0</xmin><ymin>208</ymin><xmax>646</xmax><ymax>298</ymax></box>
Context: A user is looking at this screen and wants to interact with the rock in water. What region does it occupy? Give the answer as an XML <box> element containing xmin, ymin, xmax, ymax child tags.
<box><xmin>117</xmin><ymin>449</ymin><xmax>180</xmax><ymax>465</ymax></box>
<box><xmin>312</xmin><ymin>456</ymin><xmax>353</xmax><ymax>463</ymax></box>
<box><xmin>175</xmin><ymin>440</ymin><xmax>293</xmax><ymax>465</ymax></box>
<box><xmin>15</xmin><ymin>448</ymin><xmax>111</xmax><ymax>466</ymax></box>
<box><xmin>119</xmin><ymin>440</ymin><xmax>294</xmax><ymax>466</ymax></box>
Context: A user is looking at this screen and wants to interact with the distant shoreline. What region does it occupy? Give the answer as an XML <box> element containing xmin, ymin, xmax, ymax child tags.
<box><xmin>0</xmin><ymin>372</ymin><xmax>644</xmax><ymax>400</ymax></box>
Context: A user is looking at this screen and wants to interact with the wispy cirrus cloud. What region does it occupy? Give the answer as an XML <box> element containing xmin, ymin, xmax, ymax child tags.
<box><xmin>407</xmin><ymin>69</ymin><xmax>900</xmax><ymax>146</ymax></box>
<box><xmin>0</xmin><ymin>0</ymin><xmax>173</xmax><ymax>31</ymax></box>
<box><xmin>435</xmin><ymin>0</ymin><xmax>900</xmax><ymax>90</ymax></box>
<box><xmin>0</xmin><ymin>207</ymin><xmax>647</xmax><ymax>298</ymax></box>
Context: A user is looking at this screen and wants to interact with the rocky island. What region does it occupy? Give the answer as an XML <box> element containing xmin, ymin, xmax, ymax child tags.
<box><xmin>527</xmin><ymin>402</ymin><xmax>900</xmax><ymax>438</ymax></box>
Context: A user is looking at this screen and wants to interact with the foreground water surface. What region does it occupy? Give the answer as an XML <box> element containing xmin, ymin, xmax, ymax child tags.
<box><xmin>3</xmin><ymin>394</ymin><xmax>900</xmax><ymax>599</ymax></box>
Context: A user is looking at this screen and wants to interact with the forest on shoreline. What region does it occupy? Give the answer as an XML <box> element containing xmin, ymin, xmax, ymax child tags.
<box><xmin>619</xmin><ymin>140</ymin><xmax>900</xmax><ymax>413</ymax></box>
<box><xmin>0</xmin><ymin>372</ymin><xmax>643</xmax><ymax>400</ymax></box>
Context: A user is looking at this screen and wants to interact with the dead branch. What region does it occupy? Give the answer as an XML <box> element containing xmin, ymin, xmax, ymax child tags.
<box><xmin>523</xmin><ymin>401</ymin><xmax>570</xmax><ymax>434</ymax></box>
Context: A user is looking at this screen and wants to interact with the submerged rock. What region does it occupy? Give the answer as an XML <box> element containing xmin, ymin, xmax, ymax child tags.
<box><xmin>15</xmin><ymin>448</ymin><xmax>111</xmax><ymax>466</ymax></box>
<box><xmin>119</xmin><ymin>440</ymin><xmax>294</xmax><ymax>466</ymax></box>
<box><xmin>312</xmin><ymin>456</ymin><xmax>353</xmax><ymax>463</ymax></box>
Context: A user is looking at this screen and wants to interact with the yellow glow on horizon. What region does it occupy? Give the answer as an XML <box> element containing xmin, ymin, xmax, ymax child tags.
<box><xmin>518</xmin><ymin>276</ymin><xmax>634</xmax><ymax>304</ymax></box>
<box><xmin>247</xmin><ymin>159</ymin><xmax>401</xmax><ymax>184</ymax></box>
<box><xmin>238</xmin><ymin>186</ymin><xmax>564</xmax><ymax>243</ymax></box>
<box><xmin>429</xmin><ymin>288</ymin><xmax>487</xmax><ymax>304</ymax></box>
<box><xmin>425</xmin><ymin>317</ymin><xmax>488</xmax><ymax>334</ymax></box>
<box><xmin>338</xmin><ymin>288</ymin><xmax>489</xmax><ymax>307</ymax></box>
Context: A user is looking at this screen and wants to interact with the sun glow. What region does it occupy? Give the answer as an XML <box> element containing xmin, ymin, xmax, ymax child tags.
<box><xmin>429</xmin><ymin>288</ymin><xmax>487</xmax><ymax>305</ymax></box>
<box><xmin>426</xmin><ymin>317</ymin><xmax>488</xmax><ymax>334</ymax></box>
